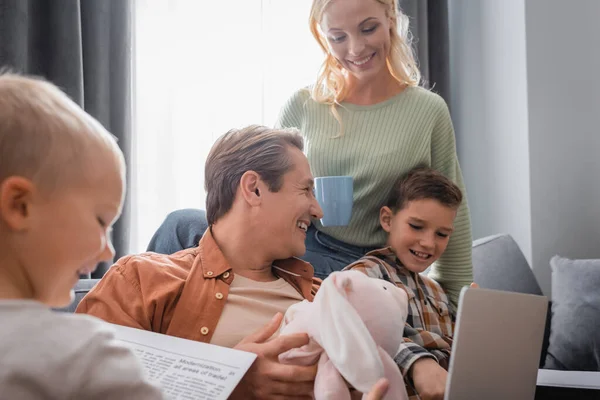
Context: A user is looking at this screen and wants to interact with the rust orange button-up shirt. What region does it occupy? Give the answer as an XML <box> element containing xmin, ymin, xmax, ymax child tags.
<box><xmin>76</xmin><ymin>229</ymin><xmax>319</xmax><ymax>343</ymax></box>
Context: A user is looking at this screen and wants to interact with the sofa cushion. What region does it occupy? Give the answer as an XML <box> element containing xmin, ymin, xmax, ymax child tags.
<box><xmin>545</xmin><ymin>256</ymin><xmax>600</xmax><ymax>371</ymax></box>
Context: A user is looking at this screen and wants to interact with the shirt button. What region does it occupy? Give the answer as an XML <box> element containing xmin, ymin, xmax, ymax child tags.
<box><xmin>200</xmin><ymin>327</ymin><xmax>209</xmax><ymax>335</ymax></box>
<box><xmin>215</xmin><ymin>292</ymin><xmax>224</xmax><ymax>300</ymax></box>
<box><xmin>206</xmin><ymin>271</ymin><xmax>214</xmax><ymax>276</ymax></box>
<box><xmin>222</xmin><ymin>271</ymin><xmax>230</xmax><ymax>279</ymax></box>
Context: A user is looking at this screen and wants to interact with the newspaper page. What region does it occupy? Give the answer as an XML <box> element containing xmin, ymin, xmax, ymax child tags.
<box><xmin>111</xmin><ymin>324</ymin><xmax>257</xmax><ymax>400</ymax></box>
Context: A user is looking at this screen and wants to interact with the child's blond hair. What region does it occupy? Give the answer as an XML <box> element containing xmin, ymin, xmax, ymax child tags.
<box><xmin>0</xmin><ymin>73</ymin><xmax>125</xmax><ymax>193</ymax></box>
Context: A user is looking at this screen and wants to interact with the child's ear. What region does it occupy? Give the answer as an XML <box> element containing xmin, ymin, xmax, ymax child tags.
<box><xmin>379</xmin><ymin>206</ymin><xmax>394</xmax><ymax>233</ymax></box>
<box><xmin>239</xmin><ymin>171</ymin><xmax>263</xmax><ymax>207</ymax></box>
<box><xmin>0</xmin><ymin>177</ymin><xmax>36</xmax><ymax>231</ymax></box>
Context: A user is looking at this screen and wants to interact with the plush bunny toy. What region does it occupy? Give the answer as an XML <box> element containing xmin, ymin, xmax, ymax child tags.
<box><xmin>278</xmin><ymin>270</ymin><xmax>409</xmax><ymax>400</ymax></box>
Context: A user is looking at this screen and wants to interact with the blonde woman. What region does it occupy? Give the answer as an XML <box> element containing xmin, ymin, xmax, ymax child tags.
<box><xmin>149</xmin><ymin>0</ymin><xmax>472</xmax><ymax>308</ymax></box>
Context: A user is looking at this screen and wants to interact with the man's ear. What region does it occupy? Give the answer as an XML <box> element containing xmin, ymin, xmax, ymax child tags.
<box><xmin>239</xmin><ymin>171</ymin><xmax>263</xmax><ymax>206</ymax></box>
<box><xmin>0</xmin><ymin>176</ymin><xmax>36</xmax><ymax>231</ymax></box>
<box><xmin>379</xmin><ymin>206</ymin><xmax>394</xmax><ymax>233</ymax></box>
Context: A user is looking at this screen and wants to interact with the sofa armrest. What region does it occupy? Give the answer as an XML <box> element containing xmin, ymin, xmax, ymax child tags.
<box><xmin>536</xmin><ymin>370</ymin><xmax>600</xmax><ymax>399</ymax></box>
<box><xmin>537</xmin><ymin>370</ymin><xmax>600</xmax><ymax>389</ymax></box>
<box><xmin>472</xmin><ymin>234</ymin><xmax>543</xmax><ymax>296</ymax></box>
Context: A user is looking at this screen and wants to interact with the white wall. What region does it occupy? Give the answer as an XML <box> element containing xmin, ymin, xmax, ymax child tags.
<box><xmin>448</xmin><ymin>0</ymin><xmax>600</xmax><ymax>295</ymax></box>
<box><xmin>448</xmin><ymin>0</ymin><xmax>533</xmax><ymax>263</ymax></box>
<box><xmin>525</xmin><ymin>0</ymin><xmax>600</xmax><ymax>293</ymax></box>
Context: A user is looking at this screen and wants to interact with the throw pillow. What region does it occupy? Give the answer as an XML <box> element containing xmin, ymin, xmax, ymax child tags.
<box><xmin>545</xmin><ymin>256</ymin><xmax>600</xmax><ymax>370</ymax></box>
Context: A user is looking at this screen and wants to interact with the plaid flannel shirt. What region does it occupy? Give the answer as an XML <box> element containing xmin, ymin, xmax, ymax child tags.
<box><xmin>345</xmin><ymin>247</ymin><xmax>456</xmax><ymax>396</ymax></box>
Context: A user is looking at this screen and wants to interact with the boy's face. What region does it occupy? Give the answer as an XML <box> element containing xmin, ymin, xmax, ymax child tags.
<box><xmin>380</xmin><ymin>199</ymin><xmax>457</xmax><ymax>273</ymax></box>
<box><xmin>1</xmin><ymin>155</ymin><xmax>123</xmax><ymax>307</ymax></box>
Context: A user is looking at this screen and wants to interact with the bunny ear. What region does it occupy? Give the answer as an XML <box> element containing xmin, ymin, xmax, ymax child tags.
<box><xmin>315</xmin><ymin>272</ymin><xmax>384</xmax><ymax>394</ymax></box>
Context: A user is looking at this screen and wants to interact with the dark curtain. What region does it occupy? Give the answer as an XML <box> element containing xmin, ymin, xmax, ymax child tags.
<box><xmin>399</xmin><ymin>0</ymin><xmax>451</xmax><ymax>104</ymax></box>
<box><xmin>0</xmin><ymin>0</ymin><xmax>132</xmax><ymax>277</ymax></box>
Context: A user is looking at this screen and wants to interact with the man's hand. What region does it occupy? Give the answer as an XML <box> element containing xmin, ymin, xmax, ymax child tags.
<box><xmin>350</xmin><ymin>378</ymin><xmax>390</xmax><ymax>400</ymax></box>
<box><xmin>365</xmin><ymin>378</ymin><xmax>389</xmax><ymax>400</ymax></box>
<box><xmin>231</xmin><ymin>313</ymin><xmax>316</xmax><ymax>399</ymax></box>
<box><xmin>410</xmin><ymin>358</ymin><xmax>447</xmax><ymax>400</ymax></box>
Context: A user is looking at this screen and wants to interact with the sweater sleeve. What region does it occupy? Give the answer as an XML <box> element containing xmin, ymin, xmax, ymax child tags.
<box><xmin>274</xmin><ymin>88</ymin><xmax>309</xmax><ymax>129</ymax></box>
<box><xmin>427</xmin><ymin>96</ymin><xmax>473</xmax><ymax>307</ymax></box>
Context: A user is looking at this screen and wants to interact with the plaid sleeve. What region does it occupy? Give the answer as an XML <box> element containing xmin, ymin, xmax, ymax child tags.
<box><xmin>397</xmin><ymin>322</ymin><xmax>453</xmax><ymax>377</ymax></box>
<box><xmin>395</xmin><ymin>328</ymin><xmax>452</xmax><ymax>376</ymax></box>
<box><xmin>395</xmin><ymin>310</ymin><xmax>453</xmax><ymax>375</ymax></box>
<box><xmin>395</xmin><ymin>332</ymin><xmax>439</xmax><ymax>376</ymax></box>
<box><xmin>395</xmin><ymin>274</ymin><xmax>454</xmax><ymax>376</ymax></box>
<box><xmin>429</xmin><ymin>349</ymin><xmax>452</xmax><ymax>370</ymax></box>
<box><xmin>343</xmin><ymin>257</ymin><xmax>391</xmax><ymax>281</ymax></box>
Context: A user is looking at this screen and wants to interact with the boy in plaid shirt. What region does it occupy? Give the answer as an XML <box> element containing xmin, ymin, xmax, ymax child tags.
<box><xmin>345</xmin><ymin>167</ymin><xmax>465</xmax><ymax>400</ymax></box>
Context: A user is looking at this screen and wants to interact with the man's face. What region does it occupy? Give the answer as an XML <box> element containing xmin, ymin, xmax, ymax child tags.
<box><xmin>259</xmin><ymin>146</ymin><xmax>324</xmax><ymax>260</ymax></box>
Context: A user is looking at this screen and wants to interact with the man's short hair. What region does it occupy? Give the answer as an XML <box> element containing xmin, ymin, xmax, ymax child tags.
<box><xmin>205</xmin><ymin>125</ymin><xmax>304</xmax><ymax>225</ymax></box>
<box><xmin>385</xmin><ymin>166</ymin><xmax>463</xmax><ymax>212</ymax></box>
<box><xmin>0</xmin><ymin>73</ymin><xmax>125</xmax><ymax>193</ymax></box>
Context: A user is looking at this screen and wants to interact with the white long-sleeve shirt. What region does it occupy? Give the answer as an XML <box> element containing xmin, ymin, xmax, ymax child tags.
<box><xmin>0</xmin><ymin>300</ymin><xmax>163</xmax><ymax>400</ymax></box>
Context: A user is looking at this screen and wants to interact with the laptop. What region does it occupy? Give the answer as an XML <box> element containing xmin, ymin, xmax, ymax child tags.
<box><xmin>444</xmin><ymin>287</ymin><xmax>548</xmax><ymax>400</ymax></box>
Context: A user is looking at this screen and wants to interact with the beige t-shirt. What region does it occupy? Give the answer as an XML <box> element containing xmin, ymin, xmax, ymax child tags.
<box><xmin>0</xmin><ymin>300</ymin><xmax>163</xmax><ymax>400</ymax></box>
<box><xmin>210</xmin><ymin>274</ymin><xmax>304</xmax><ymax>348</ymax></box>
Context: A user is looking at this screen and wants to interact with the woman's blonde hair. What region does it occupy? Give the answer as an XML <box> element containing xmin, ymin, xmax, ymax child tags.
<box><xmin>309</xmin><ymin>0</ymin><xmax>421</xmax><ymax>134</ymax></box>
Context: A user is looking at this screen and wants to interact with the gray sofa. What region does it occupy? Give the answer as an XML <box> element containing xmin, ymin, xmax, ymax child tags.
<box><xmin>472</xmin><ymin>234</ymin><xmax>600</xmax><ymax>399</ymax></box>
<box><xmin>471</xmin><ymin>234</ymin><xmax>552</xmax><ymax>366</ymax></box>
<box><xmin>63</xmin><ymin>233</ymin><xmax>599</xmax><ymax>399</ymax></box>
<box><xmin>59</xmin><ymin>278</ymin><xmax>100</xmax><ymax>313</ymax></box>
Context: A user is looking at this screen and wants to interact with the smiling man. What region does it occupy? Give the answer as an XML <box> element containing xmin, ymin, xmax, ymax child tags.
<box><xmin>76</xmin><ymin>125</ymin><xmax>324</xmax><ymax>399</ymax></box>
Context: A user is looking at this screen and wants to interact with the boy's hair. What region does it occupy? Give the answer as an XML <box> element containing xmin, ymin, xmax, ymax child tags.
<box><xmin>205</xmin><ymin>125</ymin><xmax>304</xmax><ymax>225</ymax></box>
<box><xmin>385</xmin><ymin>166</ymin><xmax>463</xmax><ymax>212</ymax></box>
<box><xmin>0</xmin><ymin>73</ymin><xmax>125</xmax><ymax>193</ymax></box>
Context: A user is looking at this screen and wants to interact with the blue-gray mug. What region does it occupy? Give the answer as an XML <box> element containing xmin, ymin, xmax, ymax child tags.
<box><xmin>314</xmin><ymin>176</ymin><xmax>353</xmax><ymax>227</ymax></box>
